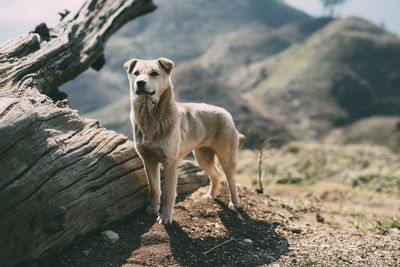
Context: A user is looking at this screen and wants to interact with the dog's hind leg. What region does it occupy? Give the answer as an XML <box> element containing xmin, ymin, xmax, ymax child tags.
<box><xmin>216</xmin><ymin>148</ymin><xmax>240</xmax><ymax>208</ymax></box>
<box><xmin>194</xmin><ymin>147</ymin><xmax>223</xmax><ymax>199</ymax></box>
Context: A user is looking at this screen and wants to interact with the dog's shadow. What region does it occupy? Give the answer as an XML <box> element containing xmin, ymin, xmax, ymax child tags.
<box><xmin>165</xmin><ymin>199</ymin><xmax>290</xmax><ymax>266</ymax></box>
<box><xmin>28</xmin><ymin>198</ymin><xmax>289</xmax><ymax>266</ymax></box>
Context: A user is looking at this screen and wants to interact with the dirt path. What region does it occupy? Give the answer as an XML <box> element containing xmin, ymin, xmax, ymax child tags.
<box><xmin>27</xmin><ymin>185</ymin><xmax>400</xmax><ymax>266</ymax></box>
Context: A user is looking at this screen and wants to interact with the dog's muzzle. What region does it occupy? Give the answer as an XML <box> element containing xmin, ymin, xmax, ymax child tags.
<box><xmin>136</xmin><ymin>88</ymin><xmax>155</xmax><ymax>95</ymax></box>
<box><xmin>135</xmin><ymin>80</ymin><xmax>155</xmax><ymax>95</ymax></box>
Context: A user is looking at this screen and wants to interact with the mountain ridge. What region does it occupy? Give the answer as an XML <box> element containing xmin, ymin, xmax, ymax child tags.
<box><xmin>63</xmin><ymin>1</ymin><xmax>400</xmax><ymax>150</ymax></box>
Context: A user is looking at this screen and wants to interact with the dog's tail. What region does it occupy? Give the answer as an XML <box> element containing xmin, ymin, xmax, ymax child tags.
<box><xmin>238</xmin><ymin>133</ymin><xmax>246</xmax><ymax>149</ymax></box>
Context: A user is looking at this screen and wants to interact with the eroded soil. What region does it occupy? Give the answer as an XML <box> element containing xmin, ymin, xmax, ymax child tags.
<box><xmin>26</xmin><ymin>185</ymin><xmax>400</xmax><ymax>266</ymax></box>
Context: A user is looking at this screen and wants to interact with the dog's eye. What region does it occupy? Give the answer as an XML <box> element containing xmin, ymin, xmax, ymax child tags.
<box><xmin>134</xmin><ymin>71</ymin><xmax>139</xmax><ymax>76</ymax></box>
<box><xmin>150</xmin><ymin>71</ymin><xmax>159</xmax><ymax>77</ymax></box>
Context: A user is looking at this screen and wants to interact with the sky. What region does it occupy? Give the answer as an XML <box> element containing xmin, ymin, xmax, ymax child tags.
<box><xmin>285</xmin><ymin>0</ymin><xmax>400</xmax><ymax>36</ymax></box>
<box><xmin>0</xmin><ymin>0</ymin><xmax>84</xmax><ymax>43</ymax></box>
<box><xmin>0</xmin><ymin>0</ymin><xmax>399</xmax><ymax>43</ymax></box>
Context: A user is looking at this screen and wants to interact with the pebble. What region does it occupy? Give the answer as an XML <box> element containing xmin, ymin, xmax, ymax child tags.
<box><xmin>320</xmin><ymin>244</ymin><xmax>330</xmax><ymax>249</ymax></box>
<box><xmin>355</xmin><ymin>255</ymin><xmax>363</xmax><ymax>261</ymax></box>
<box><xmin>244</xmin><ymin>238</ymin><xmax>253</xmax><ymax>244</ymax></box>
<box><xmin>290</xmin><ymin>227</ymin><xmax>302</xmax><ymax>234</ymax></box>
<box><xmin>390</xmin><ymin>228</ymin><xmax>400</xmax><ymax>234</ymax></box>
<box><xmin>101</xmin><ymin>230</ymin><xmax>119</xmax><ymax>243</ymax></box>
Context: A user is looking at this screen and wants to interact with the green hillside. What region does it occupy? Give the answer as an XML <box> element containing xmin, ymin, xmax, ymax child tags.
<box><xmin>197</xmin><ymin>17</ymin><xmax>333</xmax><ymax>91</ymax></box>
<box><xmin>63</xmin><ymin>0</ymin><xmax>311</xmax><ymax>115</ymax></box>
<box><xmin>324</xmin><ymin>116</ymin><xmax>400</xmax><ymax>152</ymax></box>
<box><xmin>243</xmin><ymin>17</ymin><xmax>400</xmax><ymax>140</ymax></box>
<box><xmin>63</xmin><ymin>1</ymin><xmax>400</xmax><ymax>151</ymax></box>
<box><xmin>106</xmin><ymin>0</ymin><xmax>310</xmax><ymax>67</ymax></box>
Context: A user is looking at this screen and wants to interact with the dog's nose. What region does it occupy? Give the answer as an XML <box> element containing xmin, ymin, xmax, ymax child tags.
<box><xmin>136</xmin><ymin>80</ymin><xmax>146</xmax><ymax>88</ymax></box>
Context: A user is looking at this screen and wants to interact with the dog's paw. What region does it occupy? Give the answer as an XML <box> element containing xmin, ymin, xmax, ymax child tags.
<box><xmin>202</xmin><ymin>193</ymin><xmax>215</xmax><ymax>200</ymax></box>
<box><xmin>145</xmin><ymin>203</ymin><xmax>160</xmax><ymax>216</ymax></box>
<box><xmin>157</xmin><ymin>209</ymin><xmax>173</xmax><ymax>224</ymax></box>
<box><xmin>229</xmin><ymin>201</ymin><xmax>240</xmax><ymax>209</ymax></box>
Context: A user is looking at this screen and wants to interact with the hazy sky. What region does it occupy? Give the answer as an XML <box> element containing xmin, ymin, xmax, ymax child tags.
<box><xmin>285</xmin><ymin>0</ymin><xmax>400</xmax><ymax>36</ymax></box>
<box><xmin>0</xmin><ymin>0</ymin><xmax>399</xmax><ymax>43</ymax></box>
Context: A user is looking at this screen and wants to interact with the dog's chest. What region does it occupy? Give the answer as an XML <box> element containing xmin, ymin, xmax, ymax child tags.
<box><xmin>136</xmin><ymin>143</ymin><xmax>167</xmax><ymax>163</ymax></box>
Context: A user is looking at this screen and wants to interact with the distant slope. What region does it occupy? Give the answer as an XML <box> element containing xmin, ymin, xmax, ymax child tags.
<box><xmin>106</xmin><ymin>0</ymin><xmax>310</xmax><ymax>67</ymax></box>
<box><xmin>243</xmin><ymin>17</ymin><xmax>400</xmax><ymax>139</ymax></box>
<box><xmin>198</xmin><ymin>17</ymin><xmax>333</xmax><ymax>91</ymax></box>
<box><xmin>62</xmin><ymin>0</ymin><xmax>311</xmax><ymax>114</ymax></box>
<box><xmin>62</xmin><ymin>68</ymin><xmax>127</xmax><ymax>114</ymax></box>
<box><xmin>64</xmin><ymin>2</ymin><xmax>400</xmax><ymax>151</ymax></box>
<box><xmin>324</xmin><ymin>116</ymin><xmax>400</xmax><ymax>152</ymax></box>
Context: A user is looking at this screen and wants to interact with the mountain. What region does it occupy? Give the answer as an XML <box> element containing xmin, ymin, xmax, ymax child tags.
<box><xmin>324</xmin><ymin>116</ymin><xmax>400</xmax><ymax>152</ymax></box>
<box><xmin>66</xmin><ymin>0</ymin><xmax>315</xmax><ymax>144</ymax></box>
<box><xmin>105</xmin><ymin>0</ymin><xmax>310</xmax><ymax>67</ymax></box>
<box><xmin>63</xmin><ymin>0</ymin><xmax>312</xmax><ymax>114</ymax></box>
<box><xmin>241</xmin><ymin>17</ymin><xmax>400</xmax><ymax>140</ymax></box>
<box><xmin>63</xmin><ymin>1</ymin><xmax>400</xmax><ymax>150</ymax></box>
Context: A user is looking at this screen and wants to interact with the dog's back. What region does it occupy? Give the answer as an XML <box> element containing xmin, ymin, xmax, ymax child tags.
<box><xmin>178</xmin><ymin>102</ymin><xmax>241</xmax><ymax>155</ymax></box>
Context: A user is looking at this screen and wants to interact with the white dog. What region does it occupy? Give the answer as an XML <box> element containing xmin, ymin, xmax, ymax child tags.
<box><xmin>124</xmin><ymin>57</ymin><xmax>245</xmax><ymax>224</ymax></box>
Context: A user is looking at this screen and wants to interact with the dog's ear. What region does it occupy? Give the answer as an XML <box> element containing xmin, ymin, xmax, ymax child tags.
<box><xmin>124</xmin><ymin>58</ymin><xmax>138</xmax><ymax>74</ymax></box>
<box><xmin>157</xmin><ymin>57</ymin><xmax>174</xmax><ymax>74</ymax></box>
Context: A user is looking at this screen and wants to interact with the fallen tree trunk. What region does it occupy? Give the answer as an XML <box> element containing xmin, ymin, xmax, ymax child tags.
<box><xmin>0</xmin><ymin>0</ymin><xmax>209</xmax><ymax>265</ymax></box>
<box><xmin>0</xmin><ymin>97</ymin><xmax>208</xmax><ymax>265</ymax></box>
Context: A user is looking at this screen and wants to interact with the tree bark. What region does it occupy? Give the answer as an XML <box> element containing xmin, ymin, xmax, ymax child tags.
<box><xmin>0</xmin><ymin>0</ymin><xmax>209</xmax><ymax>265</ymax></box>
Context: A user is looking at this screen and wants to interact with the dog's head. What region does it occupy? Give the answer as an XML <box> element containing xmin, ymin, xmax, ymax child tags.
<box><xmin>124</xmin><ymin>57</ymin><xmax>174</xmax><ymax>101</ymax></box>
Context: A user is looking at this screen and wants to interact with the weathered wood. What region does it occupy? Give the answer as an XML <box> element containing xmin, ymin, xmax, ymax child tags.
<box><xmin>0</xmin><ymin>0</ymin><xmax>209</xmax><ymax>265</ymax></box>
<box><xmin>0</xmin><ymin>97</ymin><xmax>209</xmax><ymax>265</ymax></box>
<box><xmin>0</xmin><ymin>97</ymin><xmax>142</xmax><ymax>264</ymax></box>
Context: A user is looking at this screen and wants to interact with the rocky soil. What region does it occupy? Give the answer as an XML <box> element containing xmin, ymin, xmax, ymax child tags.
<box><xmin>24</xmin><ymin>184</ymin><xmax>400</xmax><ymax>266</ymax></box>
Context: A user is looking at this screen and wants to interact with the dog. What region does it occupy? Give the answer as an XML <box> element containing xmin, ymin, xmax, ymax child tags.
<box><xmin>124</xmin><ymin>57</ymin><xmax>245</xmax><ymax>224</ymax></box>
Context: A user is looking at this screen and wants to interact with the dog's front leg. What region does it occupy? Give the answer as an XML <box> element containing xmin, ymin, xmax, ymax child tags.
<box><xmin>158</xmin><ymin>160</ymin><xmax>178</xmax><ymax>224</ymax></box>
<box><xmin>143</xmin><ymin>159</ymin><xmax>161</xmax><ymax>216</ymax></box>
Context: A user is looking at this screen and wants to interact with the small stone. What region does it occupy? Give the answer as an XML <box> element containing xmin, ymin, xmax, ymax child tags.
<box><xmin>82</xmin><ymin>250</ymin><xmax>90</xmax><ymax>256</ymax></box>
<box><xmin>290</xmin><ymin>227</ymin><xmax>302</xmax><ymax>234</ymax></box>
<box><xmin>101</xmin><ymin>230</ymin><xmax>119</xmax><ymax>243</ymax></box>
<box><xmin>244</xmin><ymin>238</ymin><xmax>253</xmax><ymax>244</ymax></box>
<box><xmin>355</xmin><ymin>255</ymin><xmax>363</xmax><ymax>261</ymax></box>
<box><xmin>390</xmin><ymin>228</ymin><xmax>400</xmax><ymax>234</ymax></box>
<box><xmin>320</xmin><ymin>244</ymin><xmax>330</xmax><ymax>249</ymax></box>
<box><xmin>316</xmin><ymin>213</ymin><xmax>325</xmax><ymax>223</ymax></box>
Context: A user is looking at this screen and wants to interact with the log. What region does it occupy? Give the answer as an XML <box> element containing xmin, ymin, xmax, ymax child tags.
<box><xmin>0</xmin><ymin>0</ymin><xmax>209</xmax><ymax>265</ymax></box>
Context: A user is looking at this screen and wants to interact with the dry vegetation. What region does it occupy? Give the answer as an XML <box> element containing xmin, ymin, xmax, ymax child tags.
<box><xmin>237</xmin><ymin>141</ymin><xmax>400</xmax><ymax>232</ymax></box>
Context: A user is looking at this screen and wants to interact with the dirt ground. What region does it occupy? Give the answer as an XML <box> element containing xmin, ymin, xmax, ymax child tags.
<box><xmin>26</xmin><ymin>184</ymin><xmax>400</xmax><ymax>266</ymax></box>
